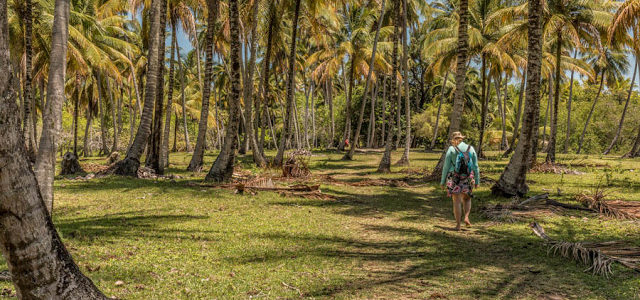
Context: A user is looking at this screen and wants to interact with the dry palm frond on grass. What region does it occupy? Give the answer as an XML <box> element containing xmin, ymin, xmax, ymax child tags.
<box><xmin>576</xmin><ymin>188</ymin><xmax>635</xmax><ymax>220</ymax></box>
<box><xmin>530</xmin><ymin>222</ymin><xmax>640</xmax><ymax>277</ymax></box>
<box><xmin>530</xmin><ymin>162</ymin><xmax>584</xmax><ymax>175</ymax></box>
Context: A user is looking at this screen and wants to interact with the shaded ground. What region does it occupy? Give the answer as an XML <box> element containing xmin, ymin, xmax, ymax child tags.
<box><xmin>1</xmin><ymin>150</ymin><xmax>639</xmax><ymax>299</ymax></box>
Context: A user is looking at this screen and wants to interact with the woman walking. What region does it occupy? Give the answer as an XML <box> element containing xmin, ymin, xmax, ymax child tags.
<box><xmin>440</xmin><ymin>132</ymin><xmax>480</xmax><ymax>230</ymax></box>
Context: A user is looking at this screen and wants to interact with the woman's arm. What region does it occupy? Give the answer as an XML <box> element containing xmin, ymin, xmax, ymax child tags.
<box><xmin>470</xmin><ymin>147</ymin><xmax>480</xmax><ymax>184</ymax></box>
<box><xmin>440</xmin><ymin>147</ymin><xmax>453</xmax><ymax>185</ymax></box>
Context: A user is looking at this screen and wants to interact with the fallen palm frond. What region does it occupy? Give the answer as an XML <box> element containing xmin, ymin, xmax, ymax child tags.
<box><xmin>576</xmin><ymin>188</ymin><xmax>635</xmax><ymax>220</ymax></box>
<box><xmin>530</xmin><ymin>222</ymin><xmax>640</xmax><ymax>277</ymax></box>
<box><xmin>530</xmin><ymin>162</ymin><xmax>585</xmax><ymax>175</ymax></box>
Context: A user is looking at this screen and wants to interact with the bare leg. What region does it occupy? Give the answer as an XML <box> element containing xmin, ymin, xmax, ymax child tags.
<box><xmin>463</xmin><ymin>194</ymin><xmax>472</xmax><ymax>227</ymax></box>
<box><xmin>452</xmin><ymin>194</ymin><xmax>462</xmax><ymax>231</ymax></box>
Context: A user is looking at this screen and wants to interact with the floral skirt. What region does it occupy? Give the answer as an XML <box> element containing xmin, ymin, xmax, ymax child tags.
<box><xmin>446</xmin><ymin>171</ymin><xmax>475</xmax><ymax>197</ymax></box>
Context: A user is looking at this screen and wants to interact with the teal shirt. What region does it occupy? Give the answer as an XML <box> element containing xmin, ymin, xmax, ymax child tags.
<box><xmin>440</xmin><ymin>142</ymin><xmax>480</xmax><ymax>185</ymax></box>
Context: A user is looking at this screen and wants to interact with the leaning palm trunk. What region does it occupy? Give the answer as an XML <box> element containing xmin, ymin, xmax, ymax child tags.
<box><xmin>491</xmin><ymin>0</ymin><xmax>543</xmax><ymax>197</ymax></box>
<box><xmin>1</xmin><ymin>1</ymin><xmax>106</xmax><ymax>297</ymax></box>
<box><xmin>162</xmin><ymin>23</ymin><xmax>178</xmax><ymax>169</ymax></box>
<box><xmin>34</xmin><ymin>0</ymin><xmax>70</xmax><ymax>212</ymax></box>
<box><xmin>430</xmin><ymin>70</ymin><xmax>449</xmax><ymax>151</ymax></box>
<box><xmin>206</xmin><ymin>0</ymin><xmax>242</xmax><ymax>182</ymax></box>
<box><xmin>188</xmin><ymin>0</ymin><xmax>219</xmax><ymax>172</ymax></box>
<box><xmin>0</xmin><ymin>66</ymin><xmax>107</xmax><ymax>300</ymax></box>
<box><xmin>273</xmin><ymin>0</ymin><xmax>302</xmax><ymax>167</ymax></box>
<box><xmin>344</xmin><ymin>0</ymin><xmax>386</xmax><ymax>160</ymax></box>
<box><xmin>625</xmin><ymin>61</ymin><xmax>640</xmax><ymax>157</ymax></box>
<box><xmin>577</xmin><ymin>72</ymin><xmax>604</xmax><ymax>154</ymax></box>
<box><xmin>545</xmin><ymin>33</ymin><xmax>562</xmax><ymax>163</ymax></box>
<box><xmin>113</xmin><ymin>0</ymin><xmax>164</xmax><ymax>176</ymax></box>
<box><xmin>146</xmin><ymin>0</ymin><xmax>168</xmax><ymax>175</ymax></box>
<box><xmin>603</xmin><ymin>61</ymin><xmax>637</xmax><ymax>155</ymax></box>
<box><xmin>377</xmin><ymin>0</ymin><xmax>400</xmax><ymax>173</ymax></box>
<box><xmin>530</xmin><ymin>222</ymin><xmax>640</xmax><ymax>277</ymax></box>
<box><xmin>396</xmin><ymin>0</ymin><xmax>411</xmax><ymax>166</ymax></box>
<box><xmin>429</xmin><ymin>0</ymin><xmax>470</xmax><ymax>179</ymax></box>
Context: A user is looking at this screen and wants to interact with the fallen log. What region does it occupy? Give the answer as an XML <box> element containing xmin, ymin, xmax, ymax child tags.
<box><xmin>544</xmin><ymin>199</ymin><xmax>593</xmax><ymax>211</ymax></box>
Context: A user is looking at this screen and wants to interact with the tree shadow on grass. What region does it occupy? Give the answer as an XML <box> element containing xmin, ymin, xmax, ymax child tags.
<box><xmin>54</xmin><ymin>209</ymin><xmax>214</xmax><ymax>242</ymax></box>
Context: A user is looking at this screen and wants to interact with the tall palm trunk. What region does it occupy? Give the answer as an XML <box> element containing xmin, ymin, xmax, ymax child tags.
<box><xmin>429</xmin><ymin>70</ymin><xmax>449</xmax><ymax>151</ymax></box>
<box><xmin>206</xmin><ymin>0</ymin><xmax>241</xmax><ymax>181</ymax></box>
<box><xmin>477</xmin><ymin>55</ymin><xmax>489</xmax><ymax>157</ymax></box>
<box><xmin>542</xmin><ymin>77</ymin><xmax>552</xmax><ymax>149</ymax></box>
<box><xmin>243</xmin><ymin>0</ymin><xmax>266</xmax><ymax>167</ymax></box>
<box><xmin>429</xmin><ymin>0</ymin><xmax>470</xmax><ymax>179</ymax></box>
<box><xmin>577</xmin><ymin>71</ymin><xmax>604</xmax><ymax>154</ymax></box>
<box><xmin>495</xmin><ymin>75</ymin><xmax>507</xmax><ymax>150</ymax></box>
<box><xmin>22</xmin><ymin>0</ymin><xmax>36</xmax><ymax>159</ymax></box>
<box><xmin>146</xmin><ymin>0</ymin><xmax>168</xmax><ymax>174</ymax></box>
<box><xmin>84</xmin><ymin>99</ymin><xmax>93</xmax><ymax>157</ymax></box>
<box><xmin>259</xmin><ymin>0</ymin><xmax>276</xmax><ymax>153</ymax></box>
<box><xmin>604</xmin><ymin>61</ymin><xmax>637</xmax><ymax>155</ymax></box>
<box><xmin>33</xmin><ymin>0</ymin><xmax>70</xmax><ymax>212</ymax></box>
<box><xmin>114</xmin><ymin>0</ymin><xmax>164</xmax><ymax>176</ymax></box>
<box><xmin>339</xmin><ymin>58</ymin><xmax>356</xmax><ymax>151</ymax></box>
<box><xmin>492</xmin><ymin>0</ymin><xmax>543</xmax><ymax>197</ymax></box>
<box><xmin>188</xmin><ymin>0</ymin><xmax>219</xmax><ymax>171</ymax></box>
<box><xmin>162</xmin><ymin>22</ymin><xmax>178</xmax><ymax>168</ymax></box>
<box><xmin>73</xmin><ymin>79</ymin><xmax>80</xmax><ymax>155</ymax></box>
<box><xmin>563</xmin><ymin>50</ymin><xmax>578</xmax><ymax>153</ymax></box>
<box><xmin>344</xmin><ymin>0</ymin><xmax>386</xmax><ymax>160</ymax></box>
<box><xmin>397</xmin><ymin>0</ymin><xmax>411</xmax><ymax>165</ymax></box>
<box><xmin>377</xmin><ymin>0</ymin><xmax>400</xmax><ymax>173</ymax></box>
<box><xmin>367</xmin><ymin>81</ymin><xmax>377</xmax><ymax>148</ymax></box>
<box><xmin>178</xmin><ymin>44</ymin><xmax>191</xmax><ymax>152</ymax></box>
<box><xmin>96</xmin><ymin>73</ymin><xmax>109</xmax><ymax>155</ymax></box>
<box><xmin>128</xmin><ymin>85</ymin><xmax>136</xmax><ymax>149</ymax></box>
<box><xmin>108</xmin><ymin>80</ymin><xmax>118</xmax><ymax>153</ymax></box>
<box><xmin>273</xmin><ymin>0</ymin><xmax>302</xmax><ymax>167</ymax></box>
<box><xmin>504</xmin><ymin>71</ymin><xmax>526</xmax><ymax>156</ymax></box>
<box><xmin>545</xmin><ymin>33</ymin><xmax>562</xmax><ymax>163</ymax></box>
<box><xmin>327</xmin><ymin>80</ymin><xmax>335</xmax><ymax>148</ymax></box>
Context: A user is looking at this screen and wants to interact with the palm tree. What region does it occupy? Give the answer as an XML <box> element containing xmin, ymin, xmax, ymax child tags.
<box><xmin>429</xmin><ymin>0</ymin><xmax>470</xmax><ymax>179</ymax></box>
<box><xmin>544</xmin><ymin>0</ymin><xmax>609</xmax><ymax>163</ymax></box>
<box><xmin>396</xmin><ymin>0</ymin><xmax>411</xmax><ymax>166</ymax></box>
<box><xmin>608</xmin><ymin>0</ymin><xmax>640</xmax><ymax>156</ymax></box>
<box><xmin>273</xmin><ymin>0</ymin><xmax>302</xmax><ymax>167</ymax></box>
<box><xmin>206</xmin><ymin>0</ymin><xmax>241</xmax><ymax>181</ymax></box>
<box><xmin>243</xmin><ymin>0</ymin><xmax>266</xmax><ymax>167</ymax></box>
<box><xmin>33</xmin><ymin>0</ymin><xmax>70</xmax><ymax>212</ymax></box>
<box><xmin>492</xmin><ymin>0</ymin><xmax>543</xmax><ymax>197</ymax></box>
<box><xmin>188</xmin><ymin>0</ymin><xmax>219</xmax><ymax>172</ymax></box>
<box><xmin>344</xmin><ymin>0</ymin><xmax>387</xmax><ymax>160</ymax></box>
<box><xmin>377</xmin><ymin>0</ymin><xmax>400</xmax><ymax>173</ymax></box>
<box><xmin>114</xmin><ymin>0</ymin><xmax>165</xmax><ymax>176</ymax></box>
<box><xmin>577</xmin><ymin>46</ymin><xmax>628</xmax><ymax>154</ymax></box>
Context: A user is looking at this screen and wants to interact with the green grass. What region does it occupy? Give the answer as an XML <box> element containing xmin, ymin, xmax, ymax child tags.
<box><xmin>1</xmin><ymin>150</ymin><xmax>640</xmax><ymax>299</ymax></box>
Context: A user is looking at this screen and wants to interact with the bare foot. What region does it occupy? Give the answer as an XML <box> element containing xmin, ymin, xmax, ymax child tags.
<box><xmin>455</xmin><ymin>225</ymin><xmax>461</xmax><ymax>231</ymax></box>
<box><xmin>464</xmin><ymin>219</ymin><xmax>472</xmax><ymax>227</ymax></box>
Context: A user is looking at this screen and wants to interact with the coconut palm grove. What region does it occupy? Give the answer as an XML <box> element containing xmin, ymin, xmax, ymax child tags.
<box><xmin>2</xmin><ymin>0</ymin><xmax>640</xmax><ymax>298</ymax></box>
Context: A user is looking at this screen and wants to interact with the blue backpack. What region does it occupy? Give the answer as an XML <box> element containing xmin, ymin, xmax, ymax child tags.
<box><xmin>454</xmin><ymin>146</ymin><xmax>472</xmax><ymax>176</ymax></box>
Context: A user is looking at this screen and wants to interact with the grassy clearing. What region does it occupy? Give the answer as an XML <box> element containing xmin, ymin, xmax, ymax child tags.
<box><xmin>1</xmin><ymin>150</ymin><xmax>639</xmax><ymax>299</ymax></box>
